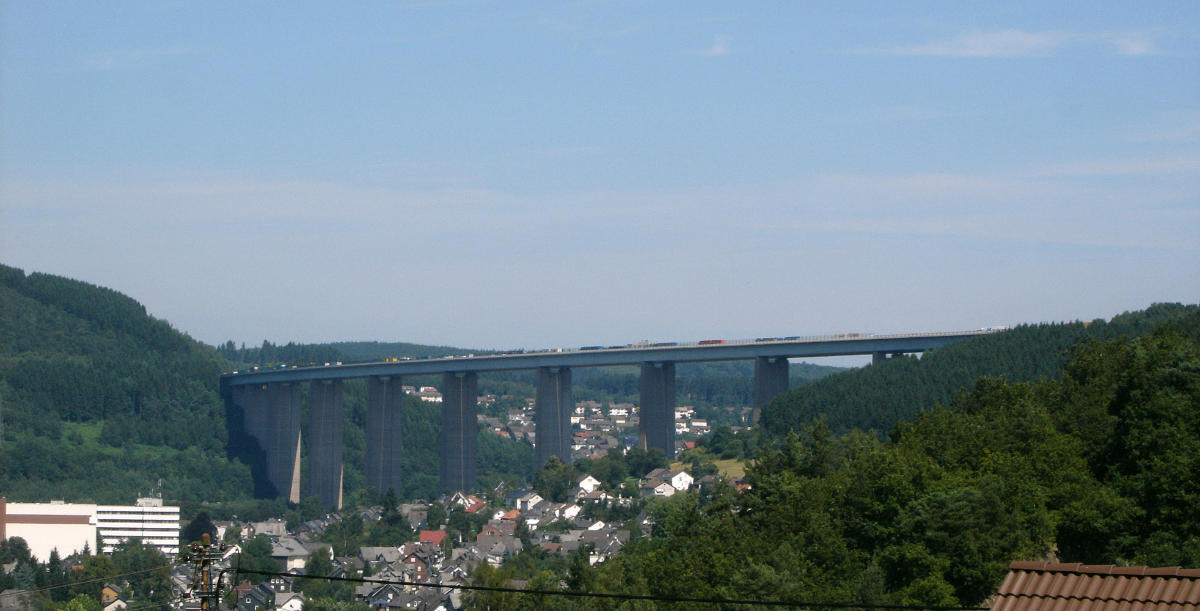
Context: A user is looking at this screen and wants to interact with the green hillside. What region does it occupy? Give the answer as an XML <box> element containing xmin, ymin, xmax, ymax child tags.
<box><xmin>0</xmin><ymin>264</ymin><xmax>536</xmax><ymax>506</ymax></box>
<box><xmin>329</xmin><ymin>340</ymin><xmax>484</xmax><ymax>360</ymax></box>
<box><xmin>0</xmin><ymin>264</ymin><xmax>252</xmax><ymax>503</ymax></box>
<box><xmin>761</xmin><ymin>302</ymin><xmax>1199</xmax><ymax>438</ymax></box>
<box><xmin>473</xmin><ymin>309</ymin><xmax>1200</xmax><ymax>610</ymax></box>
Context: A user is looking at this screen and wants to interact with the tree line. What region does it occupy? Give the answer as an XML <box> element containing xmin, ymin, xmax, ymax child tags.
<box><xmin>761</xmin><ymin>302</ymin><xmax>1199</xmax><ymax>437</ymax></box>
<box><xmin>468</xmin><ymin>311</ymin><xmax>1200</xmax><ymax>609</ymax></box>
<box><xmin>0</xmin><ymin>264</ymin><xmax>247</xmax><ymax>503</ymax></box>
<box><xmin>0</xmin><ymin>537</ymin><xmax>172</xmax><ymax>611</ymax></box>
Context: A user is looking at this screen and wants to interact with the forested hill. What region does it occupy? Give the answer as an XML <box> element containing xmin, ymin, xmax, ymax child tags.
<box><xmin>483</xmin><ymin>308</ymin><xmax>1200</xmax><ymax>610</ymax></box>
<box><xmin>0</xmin><ymin>264</ymin><xmax>252</xmax><ymax>503</ymax></box>
<box><xmin>214</xmin><ymin>340</ymin><xmax>468</xmax><ymax>367</ymax></box>
<box><xmin>0</xmin><ymin>266</ymin><xmax>543</xmax><ymax>506</ymax></box>
<box><xmin>761</xmin><ymin>302</ymin><xmax>1199</xmax><ymax>438</ymax></box>
<box><xmin>0</xmin><ymin>266</ymin><xmax>547</xmax><ymax>506</ymax></box>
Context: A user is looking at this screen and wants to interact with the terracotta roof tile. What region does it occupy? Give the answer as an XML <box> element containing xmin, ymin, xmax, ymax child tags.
<box><xmin>993</xmin><ymin>562</ymin><xmax>1200</xmax><ymax>611</ymax></box>
<box><xmin>418</xmin><ymin>530</ymin><xmax>446</xmax><ymax>545</ymax></box>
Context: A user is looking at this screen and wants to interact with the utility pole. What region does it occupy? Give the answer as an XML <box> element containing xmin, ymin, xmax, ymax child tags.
<box><xmin>184</xmin><ymin>533</ymin><xmax>227</xmax><ymax>611</ymax></box>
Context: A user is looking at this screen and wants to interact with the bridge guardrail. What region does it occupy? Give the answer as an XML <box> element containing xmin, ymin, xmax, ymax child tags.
<box><xmin>428</xmin><ymin>329</ymin><xmax>995</xmax><ymax>359</ymax></box>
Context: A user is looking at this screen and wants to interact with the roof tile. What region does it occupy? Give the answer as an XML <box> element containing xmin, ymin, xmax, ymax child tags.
<box><xmin>992</xmin><ymin>562</ymin><xmax>1200</xmax><ymax>611</ymax></box>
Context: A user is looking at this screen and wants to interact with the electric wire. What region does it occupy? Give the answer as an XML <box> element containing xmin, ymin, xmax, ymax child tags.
<box><xmin>1</xmin><ymin>563</ymin><xmax>174</xmax><ymax>597</ymax></box>
<box><xmin>231</xmin><ymin>567</ymin><xmax>989</xmax><ymax>611</ymax></box>
<box><xmin>110</xmin><ymin>600</ymin><xmax>174</xmax><ymax>611</ymax></box>
<box><xmin>3</xmin><ymin>552</ymin><xmax>993</xmax><ymax>611</ymax></box>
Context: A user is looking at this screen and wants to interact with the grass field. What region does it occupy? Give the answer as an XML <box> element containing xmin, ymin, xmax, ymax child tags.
<box><xmin>671</xmin><ymin>457</ymin><xmax>747</xmax><ymax>480</ymax></box>
<box><xmin>62</xmin><ymin>420</ymin><xmax>105</xmax><ymax>445</ymax></box>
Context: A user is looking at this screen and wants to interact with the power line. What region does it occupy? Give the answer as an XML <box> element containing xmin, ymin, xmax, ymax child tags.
<box><xmin>4</xmin><ymin>563</ymin><xmax>174</xmax><ymax>598</ymax></box>
<box><xmin>232</xmin><ymin>568</ymin><xmax>989</xmax><ymax>611</ymax></box>
<box><xmin>112</xmin><ymin>599</ymin><xmax>174</xmax><ymax>611</ymax></box>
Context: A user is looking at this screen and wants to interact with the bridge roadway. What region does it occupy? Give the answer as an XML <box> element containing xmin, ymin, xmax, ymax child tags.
<box><xmin>221</xmin><ymin>330</ymin><xmax>992</xmax><ymax>509</ymax></box>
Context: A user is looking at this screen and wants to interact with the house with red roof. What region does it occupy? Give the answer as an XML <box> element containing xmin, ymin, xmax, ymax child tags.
<box><xmin>991</xmin><ymin>561</ymin><xmax>1200</xmax><ymax>611</ymax></box>
<box><xmin>418</xmin><ymin>530</ymin><xmax>446</xmax><ymax>546</ymax></box>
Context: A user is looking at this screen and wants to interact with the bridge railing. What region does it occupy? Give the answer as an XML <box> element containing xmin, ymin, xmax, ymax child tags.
<box><xmin>232</xmin><ymin>330</ymin><xmax>998</xmax><ymax>372</ymax></box>
<box><xmin>545</xmin><ymin>329</ymin><xmax>993</xmax><ymax>355</ymax></box>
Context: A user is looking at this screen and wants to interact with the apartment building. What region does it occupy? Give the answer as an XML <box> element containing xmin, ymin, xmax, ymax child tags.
<box><xmin>96</xmin><ymin>497</ymin><xmax>180</xmax><ymax>556</ymax></box>
<box><xmin>1</xmin><ymin>497</ymin><xmax>179</xmax><ymax>560</ymax></box>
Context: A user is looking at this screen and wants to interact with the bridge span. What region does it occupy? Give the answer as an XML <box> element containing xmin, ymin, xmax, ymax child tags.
<box><xmin>221</xmin><ymin>330</ymin><xmax>992</xmax><ymax>509</ymax></box>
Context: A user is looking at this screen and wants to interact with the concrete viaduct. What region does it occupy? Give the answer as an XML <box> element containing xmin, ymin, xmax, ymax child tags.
<box><xmin>220</xmin><ymin>331</ymin><xmax>991</xmax><ymax>509</ymax></box>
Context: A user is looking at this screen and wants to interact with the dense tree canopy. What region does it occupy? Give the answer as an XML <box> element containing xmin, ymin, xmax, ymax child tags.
<box><xmin>0</xmin><ymin>264</ymin><xmax>540</xmax><ymax>507</ymax></box>
<box><xmin>761</xmin><ymin>303</ymin><xmax>1198</xmax><ymax>438</ymax></box>
<box><xmin>181</xmin><ymin>512</ymin><xmax>218</xmax><ymax>547</ymax></box>
<box><xmin>5</xmin><ymin>264</ymin><xmax>1197</xmax><ymax>611</ymax></box>
<box><xmin>0</xmin><ymin>264</ymin><xmax>251</xmax><ymax>502</ymax></box>
<box><xmin>533</xmin><ymin>456</ymin><xmax>579</xmax><ymax>502</ymax></box>
<box><xmin>469</xmin><ymin>312</ymin><xmax>1200</xmax><ymax>610</ymax></box>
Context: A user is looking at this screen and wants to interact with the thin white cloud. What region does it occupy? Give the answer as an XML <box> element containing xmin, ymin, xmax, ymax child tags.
<box><xmin>892</xmin><ymin>29</ymin><xmax>1064</xmax><ymax>57</ymax></box>
<box><xmin>5</xmin><ymin>153</ymin><xmax>1196</xmax><ymax>349</ymax></box>
<box><xmin>7</xmin><ymin>151</ymin><xmax>1195</xmax><ymax>255</ymax></box>
<box><xmin>700</xmin><ymin>35</ymin><xmax>731</xmax><ymax>57</ymax></box>
<box><xmin>1103</xmin><ymin>32</ymin><xmax>1156</xmax><ymax>56</ymax></box>
<box><xmin>886</xmin><ymin>29</ymin><xmax>1159</xmax><ymax>58</ymax></box>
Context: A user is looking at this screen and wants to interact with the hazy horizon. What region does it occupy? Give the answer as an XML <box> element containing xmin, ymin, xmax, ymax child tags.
<box><xmin>3</xmin><ymin>3</ymin><xmax>1196</xmax><ymax>354</ymax></box>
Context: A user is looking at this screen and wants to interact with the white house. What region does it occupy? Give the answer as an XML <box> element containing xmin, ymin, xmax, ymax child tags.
<box><xmin>643</xmin><ymin>482</ymin><xmax>675</xmax><ymax>497</ymax></box>
<box><xmin>560</xmin><ymin>504</ymin><xmax>582</xmax><ymax>520</ymax></box>
<box><xmin>577</xmin><ymin>475</ymin><xmax>601</xmax><ymax>494</ymax></box>
<box><xmin>272</xmin><ymin>536</ymin><xmax>326</xmax><ymax>571</ymax></box>
<box><xmin>275</xmin><ymin>592</ymin><xmax>305</xmax><ymax>611</ymax></box>
<box><xmin>666</xmin><ymin>470</ymin><xmax>694</xmax><ymax>491</ymax></box>
<box><xmin>517</xmin><ymin>492</ymin><xmax>544</xmax><ymax>512</ymax></box>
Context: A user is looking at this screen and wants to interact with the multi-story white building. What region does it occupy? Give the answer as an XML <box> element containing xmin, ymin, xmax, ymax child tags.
<box><xmin>1</xmin><ymin>497</ymin><xmax>179</xmax><ymax>560</ymax></box>
<box><xmin>96</xmin><ymin>497</ymin><xmax>180</xmax><ymax>556</ymax></box>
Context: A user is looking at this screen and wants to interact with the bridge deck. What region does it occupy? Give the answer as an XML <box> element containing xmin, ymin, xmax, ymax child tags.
<box><xmin>222</xmin><ymin>330</ymin><xmax>992</xmax><ymax>386</ymax></box>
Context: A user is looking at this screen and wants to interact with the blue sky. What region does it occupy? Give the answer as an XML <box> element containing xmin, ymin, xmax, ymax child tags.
<box><xmin>2</xmin><ymin>2</ymin><xmax>1197</xmax><ymax>356</ymax></box>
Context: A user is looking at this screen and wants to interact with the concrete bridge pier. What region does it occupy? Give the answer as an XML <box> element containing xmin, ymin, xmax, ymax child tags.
<box><xmin>752</xmin><ymin>357</ymin><xmax>789</xmax><ymax>424</ymax></box>
<box><xmin>308</xmin><ymin>380</ymin><xmax>344</xmax><ymax>511</ymax></box>
<box><xmin>639</xmin><ymin>362</ymin><xmax>676</xmax><ymax>458</ymax></box>
<box><xmin>228</xmin><ymin>384</ymin><xmax>277</xmax><ymax>498</ymax></box>
<box><xmin>266</xmin><ymin>382</ymin><xmax>302</xmax><ymax>503</ymax></box>
<box><xmin>239</xmin><ymin>384</ymin><xmax>270</xmax><ymax>445</ymax></box>
<box><xmin>534</xmin><ymin>367</ymin><xmax>573</xmax><ymax>468</ymax></box>
<box><xmin>440</xmin><ymin>371</ymin><xmax>478</xmax><ymax>493</ymax></box>
<box><xmin>366</xmin><ymin>376</ymin><xmax>405</xmax><ymax>496</ymax></box>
